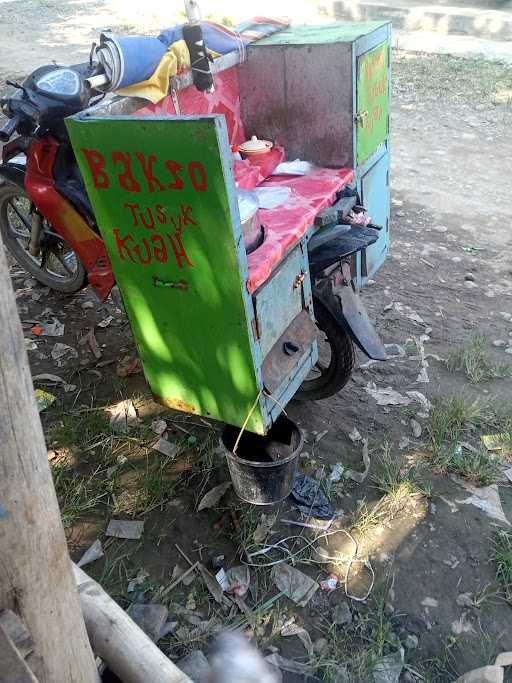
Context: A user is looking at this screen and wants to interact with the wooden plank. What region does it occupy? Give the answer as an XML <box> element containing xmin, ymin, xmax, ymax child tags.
<box><xmin>73</xmin><ymin>565</ymin><xmax>191</xmax><ymax>683</ymax></box>
<box><xmin>0</xmin><ymin>239</ymin><xmax>98</xmax><ymax>683</ymax></box>
<box><xmin>0</xmin><ymin>626</ymin><xmax>39</xmax><ymax>683</ymax></box>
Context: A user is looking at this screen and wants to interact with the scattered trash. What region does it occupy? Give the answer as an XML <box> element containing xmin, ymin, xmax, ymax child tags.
<box><xmin>455</xmin><ymin>665</ymin><xmax>504</xmax><ymax>683</ymax></box>
<box><xmin>98</xmin><ymin>315</ymin><xmax>114</xmax><ymax>328</ymax></box>
<box><xmin>503</xmin><ymin>467</ymin><xmax>512</xmax><ymax>484</ymax></box>
<box><xmin>81</xmin><ymin>300</ymin><xmax>95</xmax><ymax>310</ymax></box>
<box><xmin>314</xmin><ymin>429</ymin><xmax>329</xmax><ymax>443</ymax></box>
<box><xmin>106</xmin><ymin>399</ymin><xmax>139</xmax><ymax>433</ymax></box>
<box><xmin>364</xmin><ymin>383</ymin><xmax>431</xmax><ymax>416</ymax></box>
<box><xmin>198</xmin><ymin>563</ymin><xmax>224</xmax><ymax>604</ymax></box>
<box><xmin>32</xmin><ymin>373</ymin><xmax>76</xmax><ymax>393</ymax></box>
<box><xmin>77</xmin><ymin>539</ymin><xmax>104</xmax><ymax>568</ymax></box>
<box><xmin>399</xmin><ymin>437</ymin><xmax>410</xmax><ymax>450</ymax></box>
<box><xmin>31</xmin><ymin>318</ymin><xmax>64</xmax><ymax>336</ymax></box>
<box><xmin>280</xmin><ymin>518</ymin><xmax>333</xmax><ymax>531</ymax></box>
<box><xmin>51</xmin><ymin>342</ymin><xmax>78</xmax><ymax>366</ymax></box>
<box><xmin>116</xmin><ymin>354</ymin><xmax>142</xmax><ymax>377</ymax></box>
<box><xmin>34</xmin><ymin>389</ymin><xmax>56</xmax><ymax>412</ymax></box>
<box><xmin>320</xmin><ymin>574</ymin><xmax>338</xmax><ymax>591</ymax></box>
<box><xmin>455</xmin><ymin>480</ymin><xmax>510</xmax><ymax>527</ymax></box>
<box><xmin>410</xmin><ymin>418</ymin><xmax>422</xmax><ymax>438</ymax></box>
<box><xmin>345</xmin><ymin>439</ymin><xmax>370</xmax><ymax>483</ymax></box>
<box><xmin>127</xmin><ymin>568</ymin><xmax>149</xmax><ymax>593</ymax></box>
<box><xmin>329</xmin><ymin>462</ymin><xmax>345</xmax><ymax>483</ymax></box>
<box><xmin>280</xmin><ymin>619</ymin><xmax>314</xmax><ymax>657</ymax></box>
<box><xmin>127</xmin><ymin>603</ymin><xmax>168</xmax><ymax>642</ymax></box>
<box><xmin>482</xmin><ymin>434</ymin><xmax>512</xmax><ymax>458</ymax></box>
<box><xmin>153</xmin><ymin>437</ymin><xmax>178</xmax><ymax>458</ymax></box>
<box><xmin>372</xmin><ymin>649</ymin><xmax>404</xmax><ymax>683</ymax></box>
<box><xmin>421</xmin><ymin>597</ymin><xmax>439</xmax><ymax>608</ymax></box>
<box><xmin>272</xmin><ymin>563</ymin><xmax>319</xmax><ymax>606</ymax></box>
<box><xmin>178</xmin><ymin>650</ymin><xmax>211</xmax><ymax>682</ymax></box>
<box><xmin>106</xmin><ymin>519</ymin><xmax>144</xmax><ymax>540</ymax></box>
<box><xmin>495</xmin><ymin>652</ymin><xmax>512</xmax><ymax>667</ymax></box>
<box><xmin>81</xmin><ymin>328</ymin><xmax>102</xmax><ymax>360</ymax></box>
<box><xmin>405</xmin><ymin>634</ymin><xmax>419</xmax><ymax>649</ymax></box>
<box><xmin>451</xmin><ymin>613</ymin><xmax>475</xmax><ymax>635</ymax></box>
<box><xmin>215</xmin><ymin>568</ymin><xmax>229</xmax><ymax>591</ymax></box>
<box><xmin>265</xmin><ymin>653</ymin><xmax>313</xmax><ymax>676</ymax></box>
<box><xmin>197</xmin><ymin>482</ymin><xmax>232</xmax><ymax>511</ymax></box>
<box><xmin>387</xmin><ymin>301</ymin><xmax>425</xmax><ymax>326</ymax></box>
<box><xmin>456</xmin><ymin>592</ymin><xmax>474</xmax><ymax>608</ymax></box>
<box><xmin>25</xmin><ymin>338</ymin><xmax>38</xmax><ymax>351</ymax></box>
<box><xmin>151</xmin><ymin>418</ymin><xmax>167</xmax><ymax>435</ymax></box>
<box><xmin>333</xmin><ymin>602</ymin><xmax>353</xmax><ymax>626</ymax></box>
<box><xmin>170</xmin><ymin>563</ymin><xmax>196</xmax><ymax>588</ymax></box>
<box><xmin>253</xmin><ymin>512</ymin><xmax>276</xmax><ymax>544</ymax></box>
<box><xmin>290</xmin><ymin>474</ymin><xmax>333</xmax><ymax>519</ymax></box>
<box><xmin>224</xmin><ymin>565</ymin><xmax>251</xmax><ymax>597</ymax></box>
<box><xmin>348</xmin><ymin>427</ymin><xmax>363</xmax><ymax>443</ymax></box>
<box><xmin>384</xmin><ymin>343</ymin><xmax>405</xmax><ymax>358</ymax></box>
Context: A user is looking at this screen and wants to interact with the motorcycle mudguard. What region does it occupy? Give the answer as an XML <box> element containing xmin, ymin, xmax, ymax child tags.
<box><xmin>0</xmin><ymin>162</ymin><xmax>26</xmax><ymax>190</ymax></box>
<box><xmin>315</xmin><ymin>262</ymin><xmax>387</xmax><ymax>361</ymax></box>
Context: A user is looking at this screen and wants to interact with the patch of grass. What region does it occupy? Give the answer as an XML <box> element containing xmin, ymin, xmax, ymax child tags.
<box><xmin>316</xmin><ymin>582</ymin><xmax>399</xmax><ymax>682</ymax></box>
<box><xmin>427</xmin><ymin>396</ymin><xmax>482</xmax><ymax>455</ymax></box>
<box><xmin>350</xmin><ymin>499</ymin><xmax>385</xmax><ymax>536</ymax></box>
<box><xmin>492</xmin><ymin>529</ymin><xmax>512</xmax><ymax>604</ymax></box>
<box><xmin>372</xmin><ymin>443</ymin><xmax>430</xmax><ymax>503</ymax></box>
<box><xmin>51</xmin><ymin>458</ymin><xmax>115</xmax><ymax>526</ymax></box>
<box><xmin>426</xmin><ymin>396</ymin><xmax>503</xmax><ymax>484</ymax></box>
<box><xmin>446</xmin><ymin>335</ymin><xmax>511</xmax><ymax>384</ymax></box>
<box><xmin>50</xmin><ymin>407</ymin><xmax>110</xmax><ymax>454</ymax></box>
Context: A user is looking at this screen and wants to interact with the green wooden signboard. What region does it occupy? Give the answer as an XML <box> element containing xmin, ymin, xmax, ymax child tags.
<box><xmin>357</xmin><ymin>42</ymin><xmax>389</xmax><ymax>165</ymax></box>
<box><xmin>66</xmin><ymin>114</ymin><xmax>265</xmax><ymax>433</ymax></box>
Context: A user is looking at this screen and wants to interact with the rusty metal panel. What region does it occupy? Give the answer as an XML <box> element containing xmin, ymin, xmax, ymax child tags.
<box><xmin>240</xmin><ymin>42</ymin><xmax>354</xmax><ymax>166</ymax></box>
<box><xmin>262</xmin><ymin>310</ymin><xmax>317</xmax><ymax>395</ymax></box>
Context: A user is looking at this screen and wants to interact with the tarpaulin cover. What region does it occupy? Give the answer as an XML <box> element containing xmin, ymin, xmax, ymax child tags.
<box><xmin>135</xmin><ymin>67</ymin><xmax>246</xmax><ymax>146</ymax></box>
<box><xmin>246</xmin><ymin>167</ymin><xmax>354</xmax><ymax>293</ymax></box>
<box><xmin>97</xmin><ymin>33</ymin><xmax>168</xmax><ymax>90</ymax></box>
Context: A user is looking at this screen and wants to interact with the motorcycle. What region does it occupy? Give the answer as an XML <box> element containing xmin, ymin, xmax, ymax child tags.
<box><xmin>0</xmin><ymin>60</ymin><xmax>385</xmax><ymax>400</ymax></box>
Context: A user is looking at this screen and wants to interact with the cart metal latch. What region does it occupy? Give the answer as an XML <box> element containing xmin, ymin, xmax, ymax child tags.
<box><xmin>355</xmin><ymin>110</ymin><xmax>369</xmax><ymax>127</ymax></box>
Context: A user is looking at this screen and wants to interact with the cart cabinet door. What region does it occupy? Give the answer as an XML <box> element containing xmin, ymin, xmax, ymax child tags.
<box><xmin>356</xmin><ymin>42</ymin><xmax>389</xmax><ymax>165</ymax></box>
<box><xmin>66</xmin><ymin>114</ymin><xmax>266</xmax><ymax>434</ymax></box>
<box><xmin>360</xmin><ymin>152</ymin><xmax>390</xmax><ymax>277</ymax></box>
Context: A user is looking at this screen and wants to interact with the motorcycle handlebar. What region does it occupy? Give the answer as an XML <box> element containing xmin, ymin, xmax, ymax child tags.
<box><xmin>0</xmin><ymin>115</ymin><xmax>19</xmax><ymax>142</ymax></box>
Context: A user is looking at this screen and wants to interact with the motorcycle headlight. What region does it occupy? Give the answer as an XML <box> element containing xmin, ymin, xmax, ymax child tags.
<box><xmin>35</xmin><ymin>69</ymin><xmax>80</xmax><ymax>97</ymax></box>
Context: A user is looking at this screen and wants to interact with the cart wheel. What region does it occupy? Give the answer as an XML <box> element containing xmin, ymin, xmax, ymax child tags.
<box><xmin>294</xmin><ymin>298</ymin><xmax>355</xmax><ymax>401</ymax></box>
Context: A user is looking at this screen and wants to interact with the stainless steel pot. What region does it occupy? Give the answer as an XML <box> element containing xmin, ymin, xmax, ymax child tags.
<box><xmin>237</xmin><ymin>191</ymin><xmax>264</xmax><ymax>254</ymax></box>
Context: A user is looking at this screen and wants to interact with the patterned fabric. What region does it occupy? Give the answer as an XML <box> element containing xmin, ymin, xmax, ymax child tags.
<box><xmin>135</xmin><ymin>67</ymin><xmax>246</xmax><ymax>146</ymax></box>
<box><xmin>246</xmin><ymin>167</ymin><xmax>354</xmax><ymax>293</ymax></box>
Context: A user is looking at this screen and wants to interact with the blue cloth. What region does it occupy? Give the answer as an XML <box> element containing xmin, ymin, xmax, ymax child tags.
<box><xmin>101</xmin><ymin>34</ymin><xmax>168</xmax><ymax>89</ymax></box>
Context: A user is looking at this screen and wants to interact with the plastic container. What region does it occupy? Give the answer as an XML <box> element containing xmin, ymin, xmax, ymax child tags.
<box><xmin>222</xmin><ymin>416</ymin><xmax>303</xmax><ymax>505</ymax></box>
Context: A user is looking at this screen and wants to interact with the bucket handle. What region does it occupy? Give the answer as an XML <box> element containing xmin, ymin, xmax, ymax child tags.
<box><xmin>232</xmin><ymin>389</ymin><xmax>288</xmax><ymax>454</ymax></box>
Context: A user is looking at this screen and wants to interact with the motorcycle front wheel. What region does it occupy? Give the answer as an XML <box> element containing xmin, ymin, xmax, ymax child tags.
<box><xmin>294</xmin><ymin>298</ymin><xmax>355</xmax><ymax>401</ymax></box>
<box><xmin>0</xmin><ymin>184</ymin><xmax>87</xmax><ymax>294</ymax></box>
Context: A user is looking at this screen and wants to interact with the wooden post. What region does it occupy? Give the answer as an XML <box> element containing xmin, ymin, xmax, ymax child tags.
<box><xmin>0</xmin><ymin>244</ymin><xmax>98</xmax><ymax>683</ymax></box>
<box><xmin>74</xmin><ymin>565</ymin><xmax>192</xmax><ymax>683</ymax></box>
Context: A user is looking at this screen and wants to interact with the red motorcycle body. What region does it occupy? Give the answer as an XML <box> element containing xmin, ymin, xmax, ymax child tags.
<box><xmin>24</xmin><ymin>137</ymin><xmax>114</xmax><ymax>300</ymax></box>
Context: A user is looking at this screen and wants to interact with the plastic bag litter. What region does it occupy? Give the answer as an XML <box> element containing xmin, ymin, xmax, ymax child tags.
<box><xmin>34</xmin><ymin>389</ymin><xmax>56</xmax><ymax>412</ymax></box>
<box><xmin>273</xmin><ymin>159</ymin><xmax>315</xmax><ymax>176</ymax></box>
<box><xmin>272</xmin><ymin>563</ymin><xmax>318</xmax><ymax>606</ymax></box>
<box><xmin>253</xmin><ymin>186</ymin><xmax>292</xmax><ymax>209</ymax></box>
<box><xmin>345</xmin><ymin>439</ymin><xmax>370</xmax><ymax>483</ymax></box>
<box><xmin>290</xmin><ymin>474</ymin><xmax>333</xmax><ymax>520</ymax></box>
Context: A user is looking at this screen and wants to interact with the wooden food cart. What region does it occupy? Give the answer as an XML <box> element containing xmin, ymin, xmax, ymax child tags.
<box><xmin>66</xmin><ymin>21</ymin><xmax>391</xmax><ymax>435</ymax></box>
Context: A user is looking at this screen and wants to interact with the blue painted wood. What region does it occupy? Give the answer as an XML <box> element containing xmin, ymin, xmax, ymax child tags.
<box><xmin>358</xmin><ymin>151</ymin><xmax>390</xmax><ymax>278</ymax></box>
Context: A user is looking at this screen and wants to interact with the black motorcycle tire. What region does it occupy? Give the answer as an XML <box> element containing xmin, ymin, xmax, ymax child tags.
<box><xmin>294</xmin><ymin>297</ymin><xmax>355</xmax><ymax>401</ymax></box>
<box><xmin>0</xmin><ymin>183</ymin><xmax>87</xmax><ymax>294</ymax></box>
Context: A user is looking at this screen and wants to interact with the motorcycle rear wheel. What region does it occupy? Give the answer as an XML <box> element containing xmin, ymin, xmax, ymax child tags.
<box><xmin>0</xmin><ymin>184</ymin><xmax>87</xmax><ymax>294</ymax></box>
<box><xmin>294</xmin><ymin>298</ymin><xmax>355</xmax><ymax>401</ymax></box>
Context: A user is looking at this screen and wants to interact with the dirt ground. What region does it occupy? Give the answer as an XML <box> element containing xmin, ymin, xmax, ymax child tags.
<box><xmin>2</xmin><ymin>3</ymin><xmax>512</xmax><ymax>682</ymax></box>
